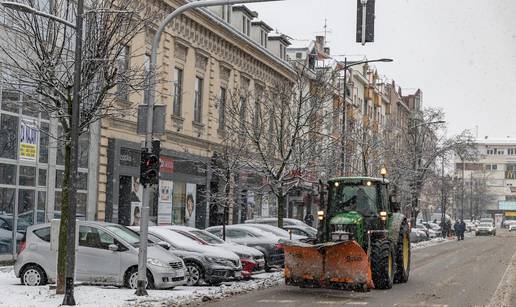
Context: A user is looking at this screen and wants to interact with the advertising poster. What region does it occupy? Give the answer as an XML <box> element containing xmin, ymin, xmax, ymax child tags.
<box><xmin>158</xmin><ymin>180</ymin><xmax>173</xmax><ymax>225</ymax></box>
<box><xmin>130</xmin><ymin>176</ymin><xmax>142</xmax><ymax>226</ymax></box>
<box><xmin>19</xmin><ymin>121</ymin><xmax>38</xmax><ymax>161</ymax></box>
<box><xmin>185</xmin><ymin>183</ymin><xmax>196</xmax><ymax>227</ymax></box>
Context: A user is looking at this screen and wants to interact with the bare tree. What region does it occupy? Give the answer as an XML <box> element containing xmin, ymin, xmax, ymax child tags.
<box><xmin>222</xmin><ymin>64</ymin><xmax>337</xmax><ymax>227</ymax></box>
<box><xmin>0</xmin><ymin>0</ymin><xmax>153</xmax><ymax>293</ymax></box>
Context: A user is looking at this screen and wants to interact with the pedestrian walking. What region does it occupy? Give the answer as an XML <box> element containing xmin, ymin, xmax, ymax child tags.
<box><xmin>454</xmin><ymin>220</ymin><xmax>460</xmax><ymax>241</ymax></box>
<box><xmin>459</xmin><ymin>219</ymin><xmax>466</xmax><ymax>240</ymax></box>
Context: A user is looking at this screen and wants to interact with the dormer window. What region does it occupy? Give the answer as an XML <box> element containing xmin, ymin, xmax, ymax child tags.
<box><xmin>242</xmin><ymin>16</ymin><xmax>250</xmax><ymax>36</ymax></box>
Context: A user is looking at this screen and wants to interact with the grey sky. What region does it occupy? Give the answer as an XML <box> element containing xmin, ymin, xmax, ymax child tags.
<box><xmin>247</xmin><ymin>0</ymin><xmax>516</xmax><ymax>138</ymax></box>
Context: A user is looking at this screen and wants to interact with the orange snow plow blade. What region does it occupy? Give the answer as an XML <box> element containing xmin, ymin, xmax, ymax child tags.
<box><xmin>284</xmin><ymin>240</ymin><xmax>373</xmax><ymax>291</ymax></box>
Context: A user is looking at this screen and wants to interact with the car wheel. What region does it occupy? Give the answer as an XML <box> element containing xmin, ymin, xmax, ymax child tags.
<box><xmin>21</xmin><ymin>264</ymin><xmax>47</xmax><ymax>286</ymax></box>
<box><xmin>185</xmin><ymin>262</ymin><xmax>204</xmax><ymax>286</ymax></box>
<box><xmin>125</xmin><ymin>267</ymin><xmax>154</xmax><ymax>290</ymax></box>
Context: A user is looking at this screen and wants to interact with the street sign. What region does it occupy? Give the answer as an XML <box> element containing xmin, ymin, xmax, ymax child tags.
<box><xmin>137</xmin><ymin>105</ymin><xmax>166</xmax><ymax>135</ymax></box>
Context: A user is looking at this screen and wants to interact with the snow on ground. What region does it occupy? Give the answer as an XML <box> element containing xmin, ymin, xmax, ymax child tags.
<box><xmin>0</xmin><ymin>266</ymin><xmax>282</xmax><ymax>307</ymax></box>
<box><xmin>411</xmin><ymin>232</ymin><xmax>474</xmax><ymax>250</ymax></box>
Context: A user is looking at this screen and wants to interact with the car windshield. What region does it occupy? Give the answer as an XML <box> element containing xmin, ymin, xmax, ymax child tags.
<box><xmin>330</xmin><ymin>184</ymin><xmax>377</xmax><ymax>216</ymax></box>
<box><xmin>105</xmin><ymin>225</ymin><xmax>141</xmax><ymax>247</ymax></box>
<box><xmin>190</xmin><ymin>230</ymin><xmax>224</xmax><ymax>244</ymax></box>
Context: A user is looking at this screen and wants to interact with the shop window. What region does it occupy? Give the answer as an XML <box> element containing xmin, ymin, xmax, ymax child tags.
<box><xmin>1</xmin><ymin>89</ymin><xmax>20</xmax><ymax>113</ymax></box>
<box><xmin>78</xmin><ymin>131</ymin><xmax>89</xmax><ymax>168</ymax></box>
<box><xmin>19</xmin><ymin>166</ymin><xmax>36</xmax><ymax>186</ymax></box>
<box><xmin>38</xmin><ymin>169</ymin><xmax>47</xmax><ymax>187</ymax></box>
<box><xmin>172</xmin><ymin>182</ymin><xmax>186</xmax><ymax>225</ymax></box>
<box><xmin>37</xmin><ymin>191</ymin><xmax>46</xmax><ymax>223</ymax></box>
<box><xmin>21</xmin><ymin>94</ymin><xmax>39</xmax><ymax>118</ymax></box>
<box><xmin>0</xmin><ymin>113</ymin><xmax>18</xmax><ymax>159</ymax></box>
<box><xmin>0</xmin><ymin>164</ymin><xmax>16</xmax><ymax>185</ymax></box>
<box><xmin>39</xmin><ymin>122</ymin><xmax>49</xmax><ymax>163</ymax></box>
<box><xmin>17</xmin><ymin>189</ymin><xmax>35</xmax><ymax>231</ymax></box>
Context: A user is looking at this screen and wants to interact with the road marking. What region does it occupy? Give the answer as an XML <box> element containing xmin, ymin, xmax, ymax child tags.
<box><xmin>257</xmin><ymin>299</ymin><xmax>297</xmax><ymax>304</ymax></box>
<box><xmin>346</xmin><ymin>303</ymin><xmax>368</xmax><ymax>305</ymax></box>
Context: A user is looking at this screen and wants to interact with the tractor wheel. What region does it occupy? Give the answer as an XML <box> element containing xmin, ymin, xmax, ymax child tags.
<box><xmin>371</xmin><ymin>239</ymin><xmax>395</xmax><ymax>289</ymax></box>
<box><xmin>394</xmin><ymin>221</ymin><xmax>411</xmax><ymax>284</ymax></box>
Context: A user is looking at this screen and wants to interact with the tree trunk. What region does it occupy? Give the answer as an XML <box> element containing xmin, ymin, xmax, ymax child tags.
<box><xmin>277</xmin><ymin>194</ymin><xmax>285</xmax><ymax>228</ymax></box>
<box><xmin>56</xmin><ymin>141</ymin><xmax>71</xmax><ymax>294</ymax></box>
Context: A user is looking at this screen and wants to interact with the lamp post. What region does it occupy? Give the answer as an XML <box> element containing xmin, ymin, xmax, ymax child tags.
<box><xmin>1</xmin><ymin>1</ymin><xmax>82</xmax><ymax>305</ymax></box>
<box><xmin>137</xmin><ymin>0</ymin><xmax>283</xmax><ymax>296</ymax></box>
<box><xmin>338</xmin><ymin>57</ymin><xmax>393</xmax><ymax>176</ymax></box>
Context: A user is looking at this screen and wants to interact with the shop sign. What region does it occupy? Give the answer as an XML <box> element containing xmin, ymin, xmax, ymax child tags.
<box><xmin>20</xmin><ymin>121</ymin><xmax>38</xmax><ymax>161</ymax></box>
<box><xmin>120</xmin><ymin>147</ymin><xmax>140</xmax><ymax>167</ymax></box>
<box><xmin>160</xmin><ymin>156</ymin><xmax>174</xmax><ymax>174</ymax></box>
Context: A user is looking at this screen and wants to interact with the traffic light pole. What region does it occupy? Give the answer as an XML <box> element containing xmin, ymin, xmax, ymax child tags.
<box><xmin>135</xmin><ymin>0</ymin><xmax>284</xmax><ymax>296</ymax></box>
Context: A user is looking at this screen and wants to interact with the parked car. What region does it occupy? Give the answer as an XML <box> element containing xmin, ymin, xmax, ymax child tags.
<box><xmin>476</xmin><ymin>222</ymin><xmax>496</xmax><ymax>236</ymax></box>
<box><xmin>509</xmin><ymin>221</ymin><xmax>516</xmax><ymax>232</ymax></box>
<box><xmin>410</xmin><ymin>227</ymin><xmax>428</xmax><ymax>243</ymax></box>
<box><xmin>15</xmin><ymin>222</ymin><xmax>186</xmax><ymax>289</ymax></box>
<box><xmin>206</xmin><ymin>224</ymin><xmax>284</xmax><ymax>271</ymax></box>
<box><xmin>244</xmin><ymin>223</ymin><xmax>306</xmax><ymax>241</ymax></box>
<box><xmin>132</xmin><ymin>226</ymin><xmax>241</xmax><ymax>286</ymax></box>
<box><xmin>164</xmin><ymin>225</ymin><xmax>265</xmax><ymax>279</ymax></box>
<box><xmin>413</xmin><ymin>224</ymin><xmax>429</xmax><ymax>238</ymax></box>
<box><xmin>423</xmin><ymin>222</ymin><xmax>441</xmax><ymax>236</ymax></box>
<box><xmin>465</xmin><ymin>220</ymin><xmax>476</xmax><ymax>232</ymax></box>
<box><xmin>282</xmin><ymin>225</ymin><xmax>317</xmax><ymax>238</ymax></box>
<box><xmin>245</xmin><ymin>217</ymin><xmax>309</xmax><ymax>227</ymax></box>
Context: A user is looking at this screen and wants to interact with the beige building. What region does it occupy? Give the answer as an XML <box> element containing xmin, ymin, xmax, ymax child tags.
<box><xmin>96</xmin><ymin>1</ymin><xmax>296</xmax><ymax>228</ymax></box>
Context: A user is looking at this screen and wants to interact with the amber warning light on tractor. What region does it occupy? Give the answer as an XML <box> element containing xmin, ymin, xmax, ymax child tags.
<box><xmin>317</xmin><ymin>210</ymin><xmax>325</xmax><ymax>220</ymax></box>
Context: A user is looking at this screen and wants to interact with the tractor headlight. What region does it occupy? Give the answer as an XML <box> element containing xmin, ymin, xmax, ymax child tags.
<box><xmin>380</xmin><ymin>211</ymin><xmax>388</xmax><ymax>221</ymax></box>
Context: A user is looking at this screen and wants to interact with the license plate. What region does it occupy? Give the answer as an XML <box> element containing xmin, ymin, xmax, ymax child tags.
<box><xmin>172</xmin><ymin>269</ymin><xmax>185</xmax><ymax>278</ymax></box>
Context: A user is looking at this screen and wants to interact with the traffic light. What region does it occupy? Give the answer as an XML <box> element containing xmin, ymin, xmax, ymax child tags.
<box><xmin>140</xmin><ymin>140</ymin><xmax>160</xmax><ymax>187</ymax></box>
<box><xmin>356</xmin><ymin>0</ymin><xmax>375</xmax><ymax>44</ymax></box>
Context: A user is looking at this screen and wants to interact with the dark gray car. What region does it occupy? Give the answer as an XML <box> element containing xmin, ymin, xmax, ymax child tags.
<box><xmin>206</xmin><ymin>224</ymin><xmax>284</xmax><ymax>271</ymax></box>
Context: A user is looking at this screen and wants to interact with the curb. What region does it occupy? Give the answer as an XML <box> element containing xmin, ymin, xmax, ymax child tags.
<box><xmin>488</xmin><ymin>249</ymin><xmax>516</xmax><ymax>307</ymax></box>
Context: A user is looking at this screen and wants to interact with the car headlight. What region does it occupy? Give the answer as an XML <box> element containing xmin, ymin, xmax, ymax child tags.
<box><xmin>147</xmin><ymin>258</ymin><xmax>169</xmax><ymax>268</ymax></box>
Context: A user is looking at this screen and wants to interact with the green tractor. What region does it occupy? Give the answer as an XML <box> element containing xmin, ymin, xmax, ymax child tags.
<box><xmin>284</xmin><ymin>176</ymin><xmax>411</xmax><ymax>290</ymax></box>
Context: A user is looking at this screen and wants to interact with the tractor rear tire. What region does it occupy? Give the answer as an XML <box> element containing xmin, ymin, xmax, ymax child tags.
<box><xmin>394</xmin><ymin>221</ymin><xmax>411</xmax><ymax>283</ymax></box>
<box><xmin>371</xmin><ymin>239</ymin><xmax>395</xmax><ymax>289</ymax></box>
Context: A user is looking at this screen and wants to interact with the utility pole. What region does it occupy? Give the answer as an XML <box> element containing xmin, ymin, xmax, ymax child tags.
<box><xmin>340</xmin><ymin>57</ymin><xmax>347</xmax><ymax>176</ymax></box>
<box><xmin>461</xmin><ymin>157</ymin><xmax>465</xmax><ymax>220</ymax></box>
<box><xmin>441</xmin><ymin>156</ymin><xmax>446</xmax><ymax>237</ymax></box>
<box><xmin>469</xmin><ymin>172</ymin><xmax>473</xmax><ymax>220</ymax></box>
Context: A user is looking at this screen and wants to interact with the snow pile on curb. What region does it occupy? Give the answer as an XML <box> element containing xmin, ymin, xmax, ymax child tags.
<box><xmin>411</xmin><ymin>237</ymin><xmax>449</xmax><ymax>250</ymax></box>
<box><xmin>488</xmin><ymin>250</ymin><xmax>516</xmax><ymax>307</ymax></box>
<box><xmin>0</xmin><ymin>266</ymin><xmax>283</xmax><ymax>307</ymax></box>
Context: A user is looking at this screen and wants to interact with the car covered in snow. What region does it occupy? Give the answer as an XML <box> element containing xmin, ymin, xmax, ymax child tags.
<box><xmin>282</xmin><ymin>225</ymin><xmax>318</xmax><ymax>239</ymax></box>
<box><xmin>132</xmin><ymin>226</ymin><xmax>242</xmax><ymax>286</ymax></box>
<box><xmin>475</xmin><ymin>222</ymin><xmax>496</xmax><ymax>236</ymax></box>
<box><xmin>410</xmin><ymin>227</ymin><xmax>429</xmax><ymax>243</ymax></box>
<box><xmin>206</xmin><ymin>224</ymin><xmax>284</xmax><ymax>271</ymax></box>
<box><xmin>244</xmin><ymin>223</ymin><xmax>307</xmax><ymax>241</ymax></box>
<box><xmin>164</xmin><ymin>225</ymin><xmax>265</xmax><ymax>279</ymax></box>
<box><xmin>245</xmin><ymin>217</ymin><xmax>310</xmax><ymax>227</ymax></box>
<box><xmin>15</xmin><ymin>222</ymin><xmax>186</xmax><ymax>289</ymax></box>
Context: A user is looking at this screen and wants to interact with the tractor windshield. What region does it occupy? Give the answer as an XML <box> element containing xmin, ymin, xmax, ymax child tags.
<box><xmin>329</xmin><ymin>184</ymin><xmax>377</xmax><ymax>217</ymax></box>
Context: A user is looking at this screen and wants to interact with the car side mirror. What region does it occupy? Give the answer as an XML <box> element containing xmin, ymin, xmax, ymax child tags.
<box><xmin>391</xmin><ymin>202</ymin><xmax>401</xmax><ymax>213</ymax></box>
<box><xmin>108</xmin><ymin>244</ymin><xmax>119</xmax><ymax>252</ymax></box>
<box><xmin>157</xmin><ymin>241</ymin><xmax>171</xmax><ymax>250</ymax></box>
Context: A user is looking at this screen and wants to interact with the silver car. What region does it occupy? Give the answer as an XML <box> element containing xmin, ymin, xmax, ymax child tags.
<box><xmin>132</xmin><ymin>226</ymin><xmax>242</xmax><ymax>286</ymax></box>
<box><xmin>15</xmin><ymin>221</ymin><xmax>186</xmax><ymax>289</ymax></box>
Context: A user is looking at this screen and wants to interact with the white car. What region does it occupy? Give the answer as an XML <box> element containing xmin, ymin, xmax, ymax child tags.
<box><xmin>15</xmin><ymin>222</ymin><xmax>186</xmax><ymax>289</ymax></box>
<box><xmin>509</xmin><ymin>222</ymin><xmax>516</xmax><ymax>231</ymax></box>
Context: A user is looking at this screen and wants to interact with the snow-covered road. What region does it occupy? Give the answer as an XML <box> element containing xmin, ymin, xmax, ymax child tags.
<box><xmin>0</xmin><ymin>267</ymin><xmax>282</xmax><ymax>307</ymax></box>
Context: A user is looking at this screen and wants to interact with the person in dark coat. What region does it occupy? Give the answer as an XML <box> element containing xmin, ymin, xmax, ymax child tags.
<box><xmin>459</xmin><ymin>219</ymin><xmax>466</xmax><ymax>240</ymax></box>
<box><xmin>454</xmin><ymin>221</ymin><xmax>461</xmax><ymax>241</ymax></box>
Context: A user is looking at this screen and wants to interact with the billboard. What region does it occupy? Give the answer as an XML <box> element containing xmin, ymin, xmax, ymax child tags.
<box><xmin>20</xmin><ymin>121</ymin><xmax>38</xmax><ymax>161</ymax></box>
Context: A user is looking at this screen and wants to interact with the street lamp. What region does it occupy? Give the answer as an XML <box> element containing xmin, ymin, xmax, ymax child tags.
<box><xmin>337</xmin><ymin>57</ymin><xmax>393</xmax><ymax>176</ymax></box>
<box><xmin>1</xmin><ymin>1</ymin><xmax>83</xmax><ymax>305</ymax></box>
<box><xmin>380</xmin><ymin>166</ymin><xmax>387</xmax><ymax>182</ymax></box>
<box><xmin>137</xmin><ymin>0</ymin><xmax>284</xmax><ymax>296</ymax></box>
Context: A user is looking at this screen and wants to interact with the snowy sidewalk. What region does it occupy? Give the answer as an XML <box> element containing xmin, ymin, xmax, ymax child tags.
<box><xmin>411</xmin><ymin>232</ymin><xmax>474</xmax><ymax>250</ymax></box>
<box><xmin>0</xmin><ymin>267</ymin><xmax>283</xmax><ymax>307</ymax></box>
